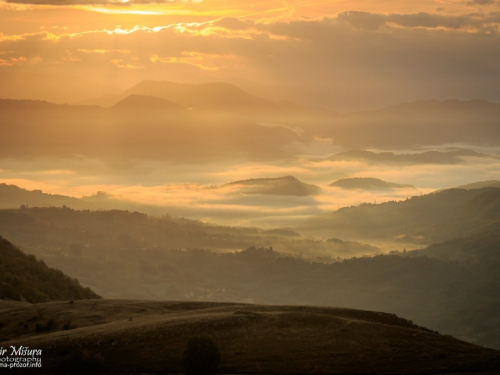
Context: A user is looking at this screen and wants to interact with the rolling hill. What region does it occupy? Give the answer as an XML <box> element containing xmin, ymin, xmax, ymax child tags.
<box><xmin>2</xmin><ymin>204</ymin><xmax>500</xmax><ymax>349</ymax></box>
<box><xmin>0</xmin><ymin>300</ymin><xmax>499</xmax><ymax>374</ymax></box>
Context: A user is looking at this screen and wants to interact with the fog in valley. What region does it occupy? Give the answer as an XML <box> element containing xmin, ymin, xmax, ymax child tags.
<box><xmin>2</xmin><ymin>148</ymin><xmax>500</xmax><ymax>228</ymax></box>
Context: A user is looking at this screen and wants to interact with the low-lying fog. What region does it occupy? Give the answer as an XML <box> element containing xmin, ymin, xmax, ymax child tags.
<box><xmin>1</xmin><ymin>143</ymin><xmax>499</xmax><ymax>229</ymax></box>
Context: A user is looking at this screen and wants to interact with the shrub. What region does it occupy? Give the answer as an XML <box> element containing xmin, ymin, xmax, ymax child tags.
<box><xmin>59</xmin><ymin>350</ymin><xmax>106</xmax><ymax>373</ymax></box>
<box><xmin>35</xmin><ymin>319</ymin><xmax>55</xmax><ymax>332</ymax></box>
<box><xmin>183</xmin><ymin>336</ymin><xmax>221</xmax><ymax>375</ymax></box>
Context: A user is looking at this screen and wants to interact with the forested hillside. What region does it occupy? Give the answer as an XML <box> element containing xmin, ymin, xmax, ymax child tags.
<box><xmin>0</xmin><ymin>236</ymin><xmax>100</xmax><ymax>303</ymax></box>
<box><xmin>300</xmin><ymin>187</ymin><xmax>500</xmax><ymax>246</ymax></box>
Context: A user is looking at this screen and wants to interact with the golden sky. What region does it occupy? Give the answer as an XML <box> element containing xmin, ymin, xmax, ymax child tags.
<box><xmin>1</xmin><ymin>0</ymin><xmax>500</xmax><ymax>109</ymax></box>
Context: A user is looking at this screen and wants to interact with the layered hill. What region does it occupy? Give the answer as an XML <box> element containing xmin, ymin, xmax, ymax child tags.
<box><xmin>0</xmin><ymin>97</ymin><xmax>304</xmax><ymax>161</ymax></box>
<box><xmin>2</xmin><ymin>94</ymin><xmax>500</xmax><ymax>162</ymax></box>
<box><xmin>0</xmin><ymin>206</ymin><xmax>377</xmax><ymax>299</ymax></box>
<box><xmin>300</xmin><ymin>187</ymin><xmax>500</xmax><ymax>245</ymax></box>
<box><xmin>123</xmin><ymin>80</ymin><xmax>276</xmax><ymax>110</ymax></box>
<box><xmin>225</xmin><ymin>176</ymin><xmax>321</xmax><ymax>196</ymax></box>
<box><xmin>322</xmin><ymin>99</ymin><xmax>500</xmax><ymax>148</ymax></box>
<box><xmin>406</xmin><ymin>222</ymin><xmax>500</xmax><ymax>262</ymax></box>
<box><xmin>110</xmin><ymin>94</ymin><xmax>184</xmax><ymax>113</ymax></box>
<box><xmin>365</xmin><ymin>98</ymin><xmax>500</xmax><ymax>118</ymax></box>
<box><xmin>329</xmin><ymin>177</ymin><xmax>415</xmax><ymax>190</ymax></box>
<box><xmin>2</xmin><ymin>206</ymin><xmax>500</xmax><ymax>348</ymax></box>
<box><xmin>0</xmin><ymin>236</ymin><xmax>99</xmax><ymax>303</ymax></box>
<box><xmin>0</xmin><ymin>183</ymin><xmax>94</xmax><ymax>210</ymax></box>
<box><xmin>1</xmin><ymin>300</ymin><xmax>499</xmax><ymax>374</ymax></box>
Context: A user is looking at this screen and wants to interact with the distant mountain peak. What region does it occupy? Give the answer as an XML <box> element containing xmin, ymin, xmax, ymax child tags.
<box><xmin>77</xmin><ymin>79</ymin><xmax>332</xmax><ymax>117</ymax></box>
<box><xmin>110</xmin><ymin>94</ymin><xmax>184</xmax><ymax>112</ymax></box>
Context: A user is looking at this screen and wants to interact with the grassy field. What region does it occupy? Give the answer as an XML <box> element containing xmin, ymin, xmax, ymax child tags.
<box><xmin>1</xmin><ymin>299</ymin><xmax>499</xmax><ymax>374</ymax></box>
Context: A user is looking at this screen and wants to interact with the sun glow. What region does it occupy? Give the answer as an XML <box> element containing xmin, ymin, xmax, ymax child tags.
<box><xmin>86</xmin><ymin>7</ymin><xmax>164</xmax><ymax>15</ymax></box>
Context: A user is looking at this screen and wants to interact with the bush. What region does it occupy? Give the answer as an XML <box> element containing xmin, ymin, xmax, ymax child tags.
<box><xmin>183</xmin><ymin>336</ymin><xmax>221</xmax><ymax>375</ymax></box>
<box><xmin>59</xmin><ymin>350</ymin><xmax>106</xmax><ymax>373</ymax></box>
<box><xmin>35</xmin><ymin>319</ymin><xmax>55</xmax><ymax>332</ymax></box>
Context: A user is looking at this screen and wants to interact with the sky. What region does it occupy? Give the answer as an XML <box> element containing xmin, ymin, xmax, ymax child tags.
<box><xmin>1</xmin><ymin>0</ymin><xmax>500</xmax><ymax>110</ymax></box>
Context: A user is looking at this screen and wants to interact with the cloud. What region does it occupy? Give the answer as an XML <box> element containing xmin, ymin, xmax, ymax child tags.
<box><xmin>77</xmin><ymin>49</ymin><xmax>131</xmax><ymax>54</ymax></box>
<box><xmin>1</xmin><ymin>147</ymin><xmax>499</xmax><ymax>228</ymax></box>
<box><xmin>213</xmin><ymin>17</ymin><xmax>254</xmax><ymax>30</ymax></box>
<box><xmin>110</xmin><ymin>58</ymin><xmax>144</xmax><ymax>69</ymax></box>
<box><xmin>467</xmin><ymin>0</ymin><xmax>496</xmax><ymax>5</ymax></box>
<box><xmin>0</xmin><ymin>56</ymin><xmax>27</xmax><ymax>66</ymax></box>
<box><xmin>336</xmin><ymin>11</ymin><xmax>489</xmax><ymax>31</ymax></box>
<box><xmin>150</xmin><ymin>51</ymin><xmax>241</xmax><ymax>71</ymax></box>
<box><xmin>6</xmin><ymin>0</ymin><xmax>200</xmax><ymax>5</ymax></box>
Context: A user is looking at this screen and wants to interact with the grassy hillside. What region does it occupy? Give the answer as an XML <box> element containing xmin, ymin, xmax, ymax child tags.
<box><xmin>0</xmin><ymin>300</ymin><xmax>498</xmax><ymax>374</ymax></box>
<box><xmin>0</xmin><ymin>236</ymin><xmax>100</xmax><ymax>303</ymax></box>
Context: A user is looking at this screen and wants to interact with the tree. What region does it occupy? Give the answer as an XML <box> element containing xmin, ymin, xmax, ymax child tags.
<box><xmin>183</xmin><ymin>336</ymin><xmax>221</xmax><ymax>375</ymax></box>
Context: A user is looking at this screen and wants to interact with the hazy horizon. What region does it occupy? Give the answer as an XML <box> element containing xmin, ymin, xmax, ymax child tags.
<box><xmin>2</xmin><ymin>0</ymin><xmax>500</xmax><ymax>111</ymax></box>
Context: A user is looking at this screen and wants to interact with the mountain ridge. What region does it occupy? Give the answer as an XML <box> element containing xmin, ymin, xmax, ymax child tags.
<box><xmin>325</xmin><ymin>149</ymin><xmax>487</xmax><ymax>164</ymax></box>
<box><xmin>300</xmin><ymin>187</ymin><xmax>500</xmax><ymax>245</ymax></box>
<box><xmin>110</xmin><ymin>94</ymin><xmax>184</xmax><ymax>112</ymax></box>
<box><xmin>79</xmin><ymin>80</ymin><xmax>332</xmax><ymax>116</ymax></box>
<box><xmin>329</xmin><ymin>177</ymin><xmax>415</xmax><ymax>190</ymax></box>
<box><xmin>224</xmin><ymin>175</ymin><xmax>321</xmax><ymax>196</ymax></box>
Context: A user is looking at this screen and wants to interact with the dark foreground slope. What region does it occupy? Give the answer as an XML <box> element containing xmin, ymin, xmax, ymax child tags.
<box><xmin>1</xmin><ymin>300</ymin><xmax>499</xmax><ymax>374</ymax></box>
<box><xmin>0</xmin><ymin>236</ymin><xmax>100</xmax><ymax>303</ymax></box>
